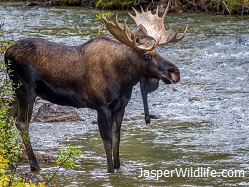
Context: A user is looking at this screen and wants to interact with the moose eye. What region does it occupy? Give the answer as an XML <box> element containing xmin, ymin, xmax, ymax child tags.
<box><xmin>144</xmin><ymin>53</ymin><xmax>152</xmax><ymax>61</ymax></box>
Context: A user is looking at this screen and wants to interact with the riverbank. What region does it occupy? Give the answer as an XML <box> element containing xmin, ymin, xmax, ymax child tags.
<box><xmin>18</xmin><ymin>0</ymin><xmax>249</xmax><ymax>15</ymax></box>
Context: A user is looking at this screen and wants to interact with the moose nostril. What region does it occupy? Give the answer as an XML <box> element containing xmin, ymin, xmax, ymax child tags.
<box><xmin>171</xmin><ymin>72</ymin><xmax>180</xmax><ymax>83</ymax></box>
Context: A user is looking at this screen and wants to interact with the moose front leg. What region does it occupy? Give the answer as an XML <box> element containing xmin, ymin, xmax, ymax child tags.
<box><xmin>97</xmin><ymin>107</ymin><xmax>114</xmax><ymax>173</ymax></box>
<box><xmin>140</xmin><ymin>77</ymin><xmax>159</xmax><ymax>124</ymax></box>
<box><xmin>140</xmin><ymin>78</ymin><xmax>150</xmax><ymax>124</ymax></box>
<box><xmin>112</xmin><ymin>108</ymin><xmax>125</xmax><ymax>170</ymax></box>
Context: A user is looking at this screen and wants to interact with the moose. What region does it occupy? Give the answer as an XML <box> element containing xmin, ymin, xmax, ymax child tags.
<box><xmin>5</xmin><ymin>3</ymin><xmax>187</xmax><ymax>173</ymax></box>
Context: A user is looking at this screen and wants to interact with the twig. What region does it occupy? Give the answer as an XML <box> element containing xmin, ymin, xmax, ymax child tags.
<box><xmin>241</xmin><ymin>2</ymin><xmax>245</xmax><ymax>15</ymax></box>
<box><xmin>200</xmin><ymin>0</ymin><xmax>209</xmax><ymax>13</ymax></box>
<box><xmin>221</xmin><ymin>0</ymin><xmax>232</xmax><ymax>14</ymax></box>
<box><xmin>217</xmin><ymin>0</ymin><xmax>220</xmax><ymax>12</ymax></box>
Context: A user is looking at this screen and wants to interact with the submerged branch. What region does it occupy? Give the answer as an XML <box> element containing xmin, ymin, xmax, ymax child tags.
<box><xmin>0</xmin><ymin>22</ymin><xmax>3</xmax><ymax>29</ymax></box>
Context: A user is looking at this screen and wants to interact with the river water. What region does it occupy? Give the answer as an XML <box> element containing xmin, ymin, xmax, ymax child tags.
<box><xmin>0</xmin><ymin>3</ymin><xmax>249</xmax><ymax>187</ymax></box>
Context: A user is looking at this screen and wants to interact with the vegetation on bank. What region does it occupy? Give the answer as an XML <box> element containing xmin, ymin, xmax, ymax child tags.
<box><xmin>24</xmin><ymin>0</ymin><xmax>249</xmax><ymax>14</ymax></box>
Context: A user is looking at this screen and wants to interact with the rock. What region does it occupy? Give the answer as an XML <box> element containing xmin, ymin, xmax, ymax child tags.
<box><xmin>33</xmin><ymin>103</ymin><xmax>82</xmax><ymax>122</ymax></box>
<box><xmin>26</xmin><ymin>1</ymin><xmax>42</xmax><ymax>6</ymax></box>
<box><xmin>189</xmin><ymin>96</ymin><xmax>203</xmax><ymax>102</ymax></box>
<box><xmin>20</xmin><ymin>151</ymin><xmax>55</xmax><ymax>163</ymax></box>
<box><xmin>170</xmin><ymin>6</ymin><xmax>183</xmax><ymax>13</ymax></box>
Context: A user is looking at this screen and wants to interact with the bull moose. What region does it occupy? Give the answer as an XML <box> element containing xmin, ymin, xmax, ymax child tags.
<box><xmin>5</xmin><ymin>3</ymin><xmax>187</xmax><ymax>173</ymax></box>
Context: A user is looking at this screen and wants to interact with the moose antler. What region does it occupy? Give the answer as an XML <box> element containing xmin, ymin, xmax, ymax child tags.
<box><xmin>102</xmin><ymin>14</ymin><xmax>159</xmax><ymax>51</ymax></box>
<box><xmin>102</xmin><ymin>2</ymin><xmax>188</xmax><ymax>51</ymax></box>
<box><xmin>129</xmin><ymin>2</ymin><xmax>188</xmax><ymax>45</ymax></box>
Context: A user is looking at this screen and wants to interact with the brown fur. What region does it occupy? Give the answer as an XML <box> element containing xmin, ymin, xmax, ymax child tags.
<box><xmin>5</xmin><ymin>36</ymin><xmax>180</xmax><ymax>173</ymax></box>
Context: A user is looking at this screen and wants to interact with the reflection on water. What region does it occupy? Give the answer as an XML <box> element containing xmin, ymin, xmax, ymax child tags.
<box><xmin>1</xmin><ymin>3</ymin><xmax>249</xmax><ymax>186</ymax></box>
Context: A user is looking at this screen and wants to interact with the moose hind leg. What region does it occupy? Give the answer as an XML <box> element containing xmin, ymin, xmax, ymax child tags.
<box><xmin>16</xmin><ymin>93</ymin><xmax>40</xmax><ymax>171</ymax></box>
<box><xmin>112</xmin><ymin>108</ymin><xmax>125</xmax><ymax>170</ymax></box>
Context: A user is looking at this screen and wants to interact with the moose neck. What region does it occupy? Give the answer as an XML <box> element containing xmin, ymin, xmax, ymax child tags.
<box><xmin>80</xmin><ymin>37</ymin><xmax>150</xmax><ymax>87</ymax></box>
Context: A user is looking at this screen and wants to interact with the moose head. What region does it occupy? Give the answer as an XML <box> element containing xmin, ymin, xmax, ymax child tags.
<box><xmin>103</xmin><ymin>2</ymin><xmax>188</xmax><ymax>84</ymax></box>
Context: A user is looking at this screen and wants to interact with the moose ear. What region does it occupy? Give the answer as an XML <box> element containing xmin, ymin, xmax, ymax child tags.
<box><xmin>135</xmin><ymin>24</ymin><xmax>156</xmax><ymax>47</ymax></box>
<box><xmin>135</xmin><ymin>24</ymin><xmax>148</xmax><ymax>39</ymax></box>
